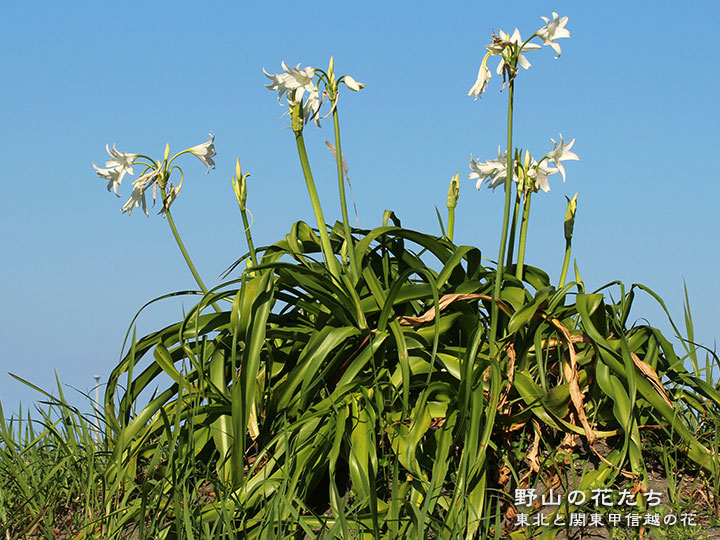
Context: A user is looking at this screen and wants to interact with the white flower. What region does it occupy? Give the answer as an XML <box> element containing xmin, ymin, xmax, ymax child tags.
<box><xmin>527</xmin><ymin>158</ymin><xmax>559</xmax><ymax>192</ymax></box>
<box><xmin>536</xmin><ymin>13</ymin><xmax>571</xmax><ymax>58</ymax></box>
<box><xmin>120</xmin><ymin>184</ymin><xmax>147</xmax><ymax>216</ymax></box>
<box><xmin>105</xmin><ymin>144</ymin><xmax>137</xmax><ymax>172</ymax></box>
<box><xmin>342</xmin><ymin>75</ymin><xmax>365</xmax><ymax>92</ymax></box>
<box><xmin>264</xmin><ymin>61</ymin><xmax>321</xmax><ymax>124</ymax></box>
<box><xmin>264</xmin><ymin>61</ymin><xmax>316</xmax><ymax>100</ymax></box>
<box><xmin>469</xmin><ymin>147</ymin><xmax>516</xmax><ymax>190</ymax></box>
<box><xmin>547</xmin><ymin>134</ymin><xmax>579</xmax><ymax>182</ymax></box>
<box><xmin>120</xmin><ymin>169</ymin><xmax>159</xmax><ymax>216</ymax></box>
<box><xmin>467</xmin><ymin>63</ymin><xmax>491</xmax><ymax>100</ymax></box>
<box><xmin>93</xmin><ymin>144</ymin><xmax>138</xmax><ymax>195</ymax></box>
<box><xmin>93</xmin><ymin>163</ymin><xmax>126</xmax><ymax>196</ymax></box>
<box><xmin>489</xmin><ymin>29</ymin><xmax>541</xmax><ymax>75</ymax></box>
<box><xmin>469</xmin><ymin>141</ymin><xmax>574</xmax><ymax>194</ymax></box>
<box><xmin>187</xmin><ymin>132</ymin><xmax>216</xmax><ymax>173</ymax></box>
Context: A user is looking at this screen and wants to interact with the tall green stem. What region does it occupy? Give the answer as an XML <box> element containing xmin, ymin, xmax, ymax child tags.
<box><xmin>294</xmin><ymin>131</ymin><xmax>341</xmax><ymax>280</ymax></box>
<box><xmin>506</xmin><ymin>190</ymin><xmax>521</xmax><ymax>266</ymax></box>
<box><xmin>558</xmin><ymin>239</ymin><xmax>571</xmax><ymax>288</ymax></box>
<box><xmin>162</xmin><ymin>191</ymin><xmax>222</xmax><ymax>313</ymax></box>
<box><xmin>240</xmin><ymin>208</ymin><xmax>258</xmax><ymax>268</ymax></box>
<box><xmin>447</xmin><ymin>208</ymin><xmax>455</xmax><ymax>242</ymax></box>
<box><xmin>515</xmin><ymin>192</ymin><xmax>532</xmax><ymax>281</ymax></box>
<box><xmin>488</xmin><ymin>78</ymin><xmax>515</xmax><ymax>356</ymax></box>
<box><xmin>332</xmin><ymin>106</ymin><xmax>359</xmax><ymax>281</ymax></box>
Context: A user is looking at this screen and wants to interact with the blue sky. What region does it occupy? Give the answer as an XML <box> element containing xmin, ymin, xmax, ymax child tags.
<box><xmin>1</xmin><ymin>1</ymin><xmax>718</xmax><ymax>411</ymax></box>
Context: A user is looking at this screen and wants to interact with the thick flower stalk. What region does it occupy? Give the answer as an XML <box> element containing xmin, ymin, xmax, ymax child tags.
<box><xmin>264</xmin><ymin>62</ymin><xmax>339</xmax><ymax>278</ymax></box>
<box><xmin>264</xmin><ymin>59</ymin><xmax>364</xmax><ymax>282</ymax></box>
<box><xmin>320</xmin><ymin>57</ymin><xmax>365</xmax><ymax>281</ymax></box>
<box><xmin>92</xmin><ymin>135</ymin><xmax>221</xmax><ymax>313</ymax></box>
<box><xmin>466</xmin><ymin>13</ymin><xmax>571</xmax><ymax>358</ymax></box>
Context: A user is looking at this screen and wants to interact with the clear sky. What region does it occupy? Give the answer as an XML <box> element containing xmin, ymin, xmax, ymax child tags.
<box><xmin>1</xmin><ymin>1</ymin><xmax>718</xmax><ymax>412</ymax></box>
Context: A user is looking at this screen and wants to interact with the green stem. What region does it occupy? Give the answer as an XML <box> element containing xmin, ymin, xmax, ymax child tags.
<box><xmin>515</xmin><ymin>191</ymin><xmax>532</xmax><ymax>281</ymax></box>
<box><xmin>447</xmin><ymin>207</ymin><xmax>455</xmax><ymax>242</ymax></box>
<box><xmin>488</xmin><ymin>77</ymin><xmax>515</xmax><ymax>356</ymax></box>
<box><xmin>505</xmin><ymin>190</ymin><xmax>521</xmax><ymax>266</ymax></box>
<box><xmin>162</xmin><ymin>191</ymin><xmax>222</xmax><ymax>313</ymax></box>
<box><xmin>332</xmin><ymin>106</ymin><xmax>359</xmax><ymax>281</ymax></box>
<box><xmin>240</xmin><ymin>208</ymin><xmax>258</xmax><ymax>267</ymax></box>
<box><xmin>294</xmin><ymin>131</ymin><xmax>341</xmax><ymax>280</ymax></box>
<box><xmin>558</xmin><ymin>238</ymin><xmax>572</xmax><ymax>288</ymax></box>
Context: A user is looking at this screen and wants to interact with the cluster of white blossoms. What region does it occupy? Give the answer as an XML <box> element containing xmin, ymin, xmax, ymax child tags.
<box><xmin>92</xmin><ymin>133</ymin><xmax>216</xmax><ymax>216</ymax></box>
<box><xmin>264</xmin><ymin>60</ymin><xmax>364</xmax><ymax>126</ymax></box>
<box><xmin>264</xmin><ymin>62</ymin><xmax>322</xmax><ymax>125</ymax></box>
<box><xmin>469</xmin><ymin>134</ymin><xmax>578</xmax><ymax>193</ymax></box>
<box><xmin>468</xmin><ymin>12</ymin><xmax>570</xmax><ymax>100</ymax></box>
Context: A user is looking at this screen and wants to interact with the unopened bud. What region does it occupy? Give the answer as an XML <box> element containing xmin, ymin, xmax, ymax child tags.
<box><xmin>446</xmin><ymin>172</ymin><xmax>459</xmax><ymax>209</ymax></box>
<box><xmin>564</xmin><ymin>193</ymin><xmax>578</xmax><ymax>241</ymax></box>
<box><xmin>163</xmin><ymin>143</ymin><xmax>170</xmax><ymax>162</ymax></box>
<box><xmin>328</xmin><ymin>56</ymin><xmax>335</xmax><ymax>82</ymax></box>
<box><xmin>231</xmin><ymin>158</ymin><xmax>250</xmax><ymax>211</ymax></box>
<box><xmin>343</xmin><ymin>75</ymin><xmax>365</xmax><ymax>92</ymax></box>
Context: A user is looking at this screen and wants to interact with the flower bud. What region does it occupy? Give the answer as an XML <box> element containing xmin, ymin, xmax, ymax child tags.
<box><xmin>328</xmin><ymin>56</ymin><xmax>336</xmax><ymax>84</ymax></box>
<box><xmin>564</xmin><ymin>193</ymin><xmax>578</xmax><ymax>241</ymax></box>
<box><xmin>343</xmin><ymin>75</ymin><xmax>365</xmax><ymax>92</ymax></box>
<box><xmin>163</xmin><ymin>142</ymin><xmax>170</xmax><ymax>162</ymax></box>
<box><xmin>446</xmin><ymin>172</ymin><xmax>460</xmax><ymax>209</ymax></box>
<box><xmin>231</xmin><ymin>158</ymin><xmax>250</xmax><ymax>212</ymax></box>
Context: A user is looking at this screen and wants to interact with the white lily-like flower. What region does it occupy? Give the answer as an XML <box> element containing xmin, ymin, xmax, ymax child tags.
<box><xmin>489</xmin><ymin>29</ymin><xmax>541</xmax><ymax>75</ymax></box>
<box><xmin>264</xmin><ymin>61</ymin><xmax>322</xmax><ymax>124</ymax></box>
<box><xmin>105</xmin><ymin>144</ymin><xmax>138</xmax><ymax>172</ymax></box>
<box><xmin>547</xmin><ymin>134</ymin><xmax>579</xmax><ymax>182</ymax></box>
<box><xmin>470</xmin><ymin>138</ymin><xmax>576</xmax><ymax>194</ymax></box>
<box><xmin>469</xmin><ymin>147</ymin><xmax>516</xmax><ymax>190</ymax></box>
<box><xmin>93</xmin><ymin>163</ymin><xmax>126</xmax><ymax>196</ymax></box>
<box><xmin>527</xmin><ymin>158</ymin><xmax>559</xmax><ymax>192</ymax></box>
<box><xmin>342</xmin><ymin>75</ymin><xmax>365</xmax><ymax>92</ymax></box>
<box><xmin>93</xmin><ymin>144</ymin><xmax>138</xmax><ymax>195</ymax></box>
<box><xmin>187</xmin><ymin>132</ymin><xmax>216</xmax><ymax>173</ymax></box>
<box><xmin>120</xmin><ymin>183</ymin><xmax>147</xmax><ymax>216</ymax></box>
<box><xmin>467</xmin><ymin>63</ymin><xmax>491</xmax><ymax>100</ymax></box>
<box><xmin>536</xmin><ymin>13</ymin><xmax>570</xmax><ymax>58</ymax></box>
<box><xmin>120</xmin><ymin>169</ymin><xmax>159</xmax><ymax>216</ymax></box>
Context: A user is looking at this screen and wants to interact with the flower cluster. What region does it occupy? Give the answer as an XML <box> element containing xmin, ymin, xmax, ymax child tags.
<box><xmin>92</xmin><ymin>133</ymin><xmax>216</xmax><ymax>216</ymax></box>
<box><xmin>264</xmin><ymin>59</ymin><xmax>364</xmax><ymax>127</ymax></box>
<box><xmin>468</xmin><ymin>12</ymin><xmax>570</xmax><ymax>99</ymax></box>
<box><xmin>469</xmin><ymin>134</ymin><xmax>578</xmax><ymax>193</ymax></box>
<box><xmin>264</xmin><ymin>62</ymin><xmax>322</xmax><ymax>126</ymax></box>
